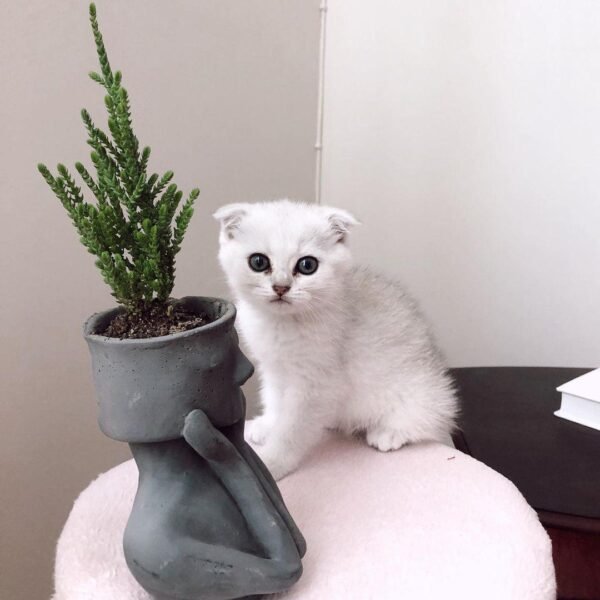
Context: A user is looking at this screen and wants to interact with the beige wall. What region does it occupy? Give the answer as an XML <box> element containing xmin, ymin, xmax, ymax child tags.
<box><xmin>0</xmin><ymin>2</ymin><xmax>319</xmax><ymax>598</ymax></box>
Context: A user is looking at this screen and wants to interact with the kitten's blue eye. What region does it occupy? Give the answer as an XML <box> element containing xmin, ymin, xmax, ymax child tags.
<box><xmin>295</xmin><ymin>256</ymin><xmax>319</xmax><ymax>275</ymax></box>
<box><xmin>248</xmin><ymin>253</ymin><xmax>270</xmax><ymax>272</ymax></box>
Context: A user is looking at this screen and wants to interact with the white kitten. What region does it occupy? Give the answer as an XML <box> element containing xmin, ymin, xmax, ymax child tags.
<box><xmin>214</xmin><ymin>200</ymin><xmax>457</xmax><ymax>480</ymax></box>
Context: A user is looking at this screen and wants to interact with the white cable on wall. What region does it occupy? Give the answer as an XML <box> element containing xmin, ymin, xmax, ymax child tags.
<box><xmin>314</xmin><ymin>0</ymin><xmax>328</xmax><ymax>204</ymax></box>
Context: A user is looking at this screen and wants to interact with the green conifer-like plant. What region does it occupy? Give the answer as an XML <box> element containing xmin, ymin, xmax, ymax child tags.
<box><xmin>38</xmin><ymin>3</ymin><xmax>199</xmax><ymax>317</ymax></box>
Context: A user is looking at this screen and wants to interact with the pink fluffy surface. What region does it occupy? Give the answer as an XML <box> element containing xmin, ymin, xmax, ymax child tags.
<box><xmin>54</xmin><ymin>434</ymin><xmax>556</xmax><ymax>600</ymax></box>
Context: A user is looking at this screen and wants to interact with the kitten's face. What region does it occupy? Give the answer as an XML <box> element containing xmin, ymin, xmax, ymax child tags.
<box><xmin>214</xmin><ymin>200</ymin><xmax>358</xmax><ymax>316</ymax></box>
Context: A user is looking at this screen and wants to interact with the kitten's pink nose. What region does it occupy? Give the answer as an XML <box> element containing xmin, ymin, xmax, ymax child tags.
<box><xmin>272</xmin><ymin>285</ymin><xmax>290</xmax><ymax>297</ymax></box>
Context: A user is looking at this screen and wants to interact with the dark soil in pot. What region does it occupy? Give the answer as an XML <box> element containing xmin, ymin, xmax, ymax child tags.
<box><xmin>98</xmin><ymin>299</ymin><xmax>212</xmax><ymax>339</ymax></box>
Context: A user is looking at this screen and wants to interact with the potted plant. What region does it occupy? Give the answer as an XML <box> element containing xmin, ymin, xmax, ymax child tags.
<box><xmin>39</xmin><ymin>5</ymin><xmax>305</xmax><ymax>599</ymax></box>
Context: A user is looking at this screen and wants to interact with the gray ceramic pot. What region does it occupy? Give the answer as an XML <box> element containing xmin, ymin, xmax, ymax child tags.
<box><xmin>84</xmin><ymin>297</ymin><xmax>305</xmax><ymax>600</ymax></box>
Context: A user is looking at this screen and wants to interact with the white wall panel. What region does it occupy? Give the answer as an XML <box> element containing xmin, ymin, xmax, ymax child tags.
<box><xmin>322</xmin><ymin>0</ymin><xmax>600</xmax><ymax>367</ymax></box>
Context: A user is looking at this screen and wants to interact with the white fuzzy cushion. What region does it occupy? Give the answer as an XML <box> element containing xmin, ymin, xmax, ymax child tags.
<box><xmin>54</xmin><ymin>435</ymin><xmax>556</xmax><ymax>600</ymax></box>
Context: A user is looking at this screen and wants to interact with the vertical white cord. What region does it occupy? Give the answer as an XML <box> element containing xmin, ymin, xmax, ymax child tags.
<box><xmin>314</xmin><ymin>0</ymin><xmax>328</xmax><ymax>204</ymax></box>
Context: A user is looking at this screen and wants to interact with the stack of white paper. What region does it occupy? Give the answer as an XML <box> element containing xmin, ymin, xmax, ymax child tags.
<box><xmin>555</xmin><ymin>368</ymin><xmax>600</xmax><ymax>431</ymax></box>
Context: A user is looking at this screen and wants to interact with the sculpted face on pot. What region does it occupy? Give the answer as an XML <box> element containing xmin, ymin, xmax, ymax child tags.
<box><xmin>187</xmin><ymin>330</ymin><xmax>254</xmax><ymax>429</ymax></box>
<box><xmin>84</xmin><ymin>298</ymin><xmax>253</xmax><ymax>443</ymax></box>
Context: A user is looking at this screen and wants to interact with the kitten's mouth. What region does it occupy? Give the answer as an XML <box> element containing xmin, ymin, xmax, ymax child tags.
<box><xmin>270</xmin><ymin>297</ymin><xmax>291</xmax><ymax>304</ymax></box>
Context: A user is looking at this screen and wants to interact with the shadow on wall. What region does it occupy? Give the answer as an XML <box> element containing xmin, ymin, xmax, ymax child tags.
<box><xmin>0</xmin><ymin>1</ymin><xmax>320</xmax><ymax>598</ymax></box>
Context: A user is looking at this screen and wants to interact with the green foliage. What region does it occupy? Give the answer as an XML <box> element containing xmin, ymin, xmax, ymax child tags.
<box><xmin>38</xmin><ymin>3</ymin><xmax>199</xmax><ymax>313</ymax></box>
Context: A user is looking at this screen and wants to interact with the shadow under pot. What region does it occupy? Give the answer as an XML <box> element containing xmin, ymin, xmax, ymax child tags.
<box><xmin>84</xmin><ymin>296</ymin><xmax>306</xmax><ymax>600</ymax></box>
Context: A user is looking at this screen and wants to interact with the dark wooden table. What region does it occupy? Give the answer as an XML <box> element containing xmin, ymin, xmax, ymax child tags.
<box><xmin>451</xmin><ymin>367</ymin><xmax>600</xmax><ymax>600</ymax></box>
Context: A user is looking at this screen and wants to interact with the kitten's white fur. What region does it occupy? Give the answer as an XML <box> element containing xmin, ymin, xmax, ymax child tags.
<box><xmin>214</xmin><ymin>200</ymin><xmax>457</xmax><ymax>480</ymax></box>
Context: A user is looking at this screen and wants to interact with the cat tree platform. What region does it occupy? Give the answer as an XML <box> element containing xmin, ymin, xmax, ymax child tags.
<box><xmin>53</xmin><ymin>433</ymin><xmax>555</xmax><ymax>599</ymax></box>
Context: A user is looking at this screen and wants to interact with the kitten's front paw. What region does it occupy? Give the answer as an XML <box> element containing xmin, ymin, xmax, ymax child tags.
<box><xmin>244</xmin><ymin>416</ymin><xmax>271</xmax><ymax>446</ymax></box>
<box><xmin>262</xmin><ymin>458</ymin><xmax>291</xmax><ymax>482</ymax></box>
<box><xmin>366</xmin><ymin>427</ymin><xmax>408</xmax><ymax>452</ymax></box>
<box><xmin>253</xmin><ymin>444</ymin><xmax>296</xmax><ymax>481</ymax></box>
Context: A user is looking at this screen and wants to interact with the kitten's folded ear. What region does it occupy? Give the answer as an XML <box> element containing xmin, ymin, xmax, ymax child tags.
<box><xmin>324</xmin><ymin>207</ymin><xmax>360</xmax><ymax>242</ymax></box>
<box><xmin>213</xmin><ymin>203</ymin><xmax>248</xmax><ymax>240</ymax></box>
